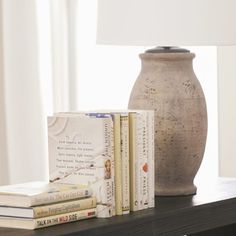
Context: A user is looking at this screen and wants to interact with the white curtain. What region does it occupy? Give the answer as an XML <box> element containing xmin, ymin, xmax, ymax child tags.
<box><xmin>0</xmin><ymin>0</ymin><xmax>227</xmax><ymax>185</ymax></box>
<box><xmin>0</xmin><ymin>0</ymin><xmax>75</xmax><ymax>185</ymax></box>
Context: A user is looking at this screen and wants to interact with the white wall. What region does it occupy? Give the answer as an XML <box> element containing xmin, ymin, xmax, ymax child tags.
<box><xmin>218</xmin><ymin>46</ymin><xmax>236</xmax><ymax>177</ymax></box>
<box><xmin>0</xmin><ymin>0</ymin><xmax>9</xmax><ymax>185</ymax></box>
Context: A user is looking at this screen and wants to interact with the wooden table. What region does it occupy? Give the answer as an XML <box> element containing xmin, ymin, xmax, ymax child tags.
<box><xmin>1</xmin><ymin>178</ymin><xmax>236</xmax><ymax>236</ymax></box>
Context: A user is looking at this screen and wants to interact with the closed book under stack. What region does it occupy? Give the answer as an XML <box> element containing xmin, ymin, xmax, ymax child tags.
<box><xmin>0</xmin><ymin>181</ymin><xmax>96</xmax><ymax>229</ymax></box>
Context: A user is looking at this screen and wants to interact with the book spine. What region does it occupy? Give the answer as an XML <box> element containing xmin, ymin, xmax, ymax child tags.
<box><xmin>147</xmin><ymin>111</ymin><xmax>155</xmax><ymax>208</ymax></box>
<box><xmin>31</xmin><ymin>188</ymin><xmax>92</xmax><ymax>206</ymax></box>
<box><xmin>120</xmin><ymin>115</ymin><xmax>130</xmax><ymax>214</ymax></box>
<box><xmin>129</xmin><ymin>113</ymin><xmax>141</xmax><ymax>211</ymax></box>
<box><xmin>136</xmin><ymin>113</ymin><xmax>143</xmax><ymax>210</ymax></box>
<box><xmin>97</xmin><ymin>118</ymin><xmax>115</xmax><ymax>218</ymax></box>
<box><xmin>34</xmin><ymin>208</ymin><xmax>97</xmax><ymax>229</ymax></box>
<box><xmin>113</xmin><ymin>115</ymin><xmax>123</xmax><ymax>215</ymax></box>
<box><xmin>33</xmin><ymin>197</ymin><xmax>97</xmax><ymax>218</ymax></box>
<box><xmin>141</xmin><ymin>112</ymin><xmax>149</xmax><ymax>209</ymax></box>
<box><xmin>110</xmin><ymin>119</ymin><xmax>116</xmax><ymax>216</ymax></box>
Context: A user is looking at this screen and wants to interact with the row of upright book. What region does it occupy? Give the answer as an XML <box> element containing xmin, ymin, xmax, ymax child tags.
<box><xmin>48</xmin><ymin>110</ymin><xmax>155</xmax><ymax>218</ymax></box>
<box><xmin>0</xmin><ymin>109</ymin><xmax>155</xmax><ymax>229</ymax></box>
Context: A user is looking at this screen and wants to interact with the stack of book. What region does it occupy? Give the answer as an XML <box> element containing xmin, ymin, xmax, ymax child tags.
<box><xmin>0</xmin><ymin>181</ymin><xmax>96</xmax><ymax>229</ymax></box>
<box><xmin>48</xmin><ymin>110</ymin><xmax>155</xmax><ymax>218</ymax></box>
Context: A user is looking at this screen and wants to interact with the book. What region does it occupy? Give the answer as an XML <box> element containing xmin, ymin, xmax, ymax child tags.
<box><xmin>140</xmin><ymin>111</ymin><xmax>149</xmax><ymax>209</ymax></box>
<box><xmin>147</xmin><ymin>111</ymin><xmax>155</xmax><ymax>208</ymax></box>
<box><xmin>90</xmin><ymin>112</ymin><xmax>122</xmax><ymax>216</ymax></box>
<box><xmin>0</xmin><ymin>208</ymin><xmax>97</xmax><ymax>229</ymax></box>
<box><xmin>0</xmin><ymin>181</ymin><xmax>91</xmax><ymax>207</ymax></box>
<box><xmin>129</xmin><ymin>112</ymin><xmax>142</xmax><ymax>211</ymax></box>
<box><xmin>111</xmin><ymin>113</ymin><xmax>122</xmax><ymax>215</ymax></box>
<box><xmin>129</xmin><ymin>110</ymin><xmax>154</xmax><ymax>211</ymax></box>
<box><xmin>120</xmin><ymin>113</ymin><xmax>130</xmax><ymax>214</ymax></box>
<box><xmin>130</xmin><ymin>110</ymin><xmax>155</xmax><ymax>209</ymax></box>
<box><xmin>48</xmin><ymin>114</ymin><xmax>115</xmax><ymax>218</ymax></box>
<box><xmin>0</xmin><ymin>197</ymin><xmax>96</xmax><ymax>218</ymax></box>
<box><xmin>94</xmin><ymin>113</ymin><xmax>122</xmax><ymax>215</ymax></box>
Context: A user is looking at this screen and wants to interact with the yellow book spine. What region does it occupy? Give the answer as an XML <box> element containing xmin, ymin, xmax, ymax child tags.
<box><xmin>113</xmin><ymin>114</ymin><xmax>122</xmax><ymax>215</ymax></box>
<box><xmin>33</xmin><ymin>197</ymin><xmax>97</xmax><ymax>218</ymax></box>
<box><xmin>129</xmin><ymin>113</ymin><xmax>140</xmax><ymax>211</ymax></box>
<box><xmin>121</xmin><ymin>115</ymin><xmax>130</xmax><ymax>214</ymax></box>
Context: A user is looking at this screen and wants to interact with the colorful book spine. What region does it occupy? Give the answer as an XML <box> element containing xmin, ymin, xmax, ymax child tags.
<box><xmin>120</xmin><ymin>114</ymin><xmax>130</xmax><ymax>214</ymax></box>
<box><xmin>33</xmin><ymin>197</ymin><xmax>96</xmax><ymax>218</ymax></box>
<box><xmin>147</xmin><ymin>111</ymin><xmax>155</xmax><ymax>208</ymax></box>
<box><xmin>129</xmin><ymin>112</ymin><xmax>142</xmax><ymax>211</ymax></box>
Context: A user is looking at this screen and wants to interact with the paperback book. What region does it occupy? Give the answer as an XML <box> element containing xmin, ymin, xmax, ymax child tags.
<box><xmin>120</xmin><ymin>113</ymin><xmax>130</xmax><ymax>214</ymax></box>
<box><xmin>0</xmin><ymin>208</ymin><xmax>97</xmax><ymax>229</ymax></box>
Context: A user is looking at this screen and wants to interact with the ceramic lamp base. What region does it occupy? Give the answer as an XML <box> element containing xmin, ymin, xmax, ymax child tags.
<box><xmin>128</xmin><ymin>48</ymin><xmax>207</xmax><ymax>196</ymax></box>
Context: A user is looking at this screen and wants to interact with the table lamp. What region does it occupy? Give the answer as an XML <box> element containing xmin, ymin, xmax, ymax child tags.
<box><xmin>97</xmin><ymin>0</ymin><xmax>236</xmax><ymax>196</ymax></box>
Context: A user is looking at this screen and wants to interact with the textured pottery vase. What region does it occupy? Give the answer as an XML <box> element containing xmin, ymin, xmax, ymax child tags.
<box><xmin>128</xmin><ymin>49</ymin><xmax>207</xmax><ymax>196</ymax></box>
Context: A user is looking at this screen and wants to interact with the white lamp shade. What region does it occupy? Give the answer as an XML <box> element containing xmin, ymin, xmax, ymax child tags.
<box><xmin>97</xmin><ymin>0</ymin><xmax>236</xmax><ymax>46</ymax></box>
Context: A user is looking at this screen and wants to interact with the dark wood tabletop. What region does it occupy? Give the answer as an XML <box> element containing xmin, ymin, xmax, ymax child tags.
<box><xmin>1</xmin><ymin>178</ymin><xmax>236</xmax><ymax>236</ymax></box>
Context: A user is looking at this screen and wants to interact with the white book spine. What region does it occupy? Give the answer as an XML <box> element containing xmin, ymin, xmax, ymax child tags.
<box><xmin>147</xmin><ymin>111</ymin><xmax>155</xmax><ymax>208</ymax></box>
<box><xmin>120</xmin><ymin>115</ymin><xmax>130</xmax><ymax>214</ymax></box>
<box><xmin>141</xmin><ymin>112</ymin><xmax>149</xmax><ymax>209</ymax></box>
<box><xmin>129</xmin><ymin>113</ymin><xmax>138</xmax><ymax>211</ymax></box>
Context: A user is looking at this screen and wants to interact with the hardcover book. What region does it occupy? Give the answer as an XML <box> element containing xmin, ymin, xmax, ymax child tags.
<box><xmin>147</xmin><ymin>111</ymin><xmax>155</xmax><ymax>208</ymax></box>
<box><xmin>0</xmin><ymin>197</ymin><xmax>96</xmax><ymax>218</ymax></box>
<box><xmin>128</xmin><ymin>110</ymin><xmax>155</xmax><ymax>211</ymax></box>
<box><xmin>111</xmin><ymin>114</ymin><xmax>122</xmax><ymax>215</ymax></box>
<box><xmin>129</xmin><ymin>112</ymin><xmax>141</xmax><ymax>211</ymax></box>
<box><xmin>120</xmin><ymin>113</ymin><xmax>130</xmax><ymax>214</ymax></box>
<box><xmin>0</xmin><ymin>208</ymin><xmax>97</xmax><ymax>229</ymax></box>
<box><xmin>89</xmin><ymin>112</ymin><xmax>122</xmax><ymax>216</ymax></box>
<box><xmin>140</xmin><ymin>111</ymin><xmax>148</xmax><ymax>209</ymax></box>
<box><xmin>48</xmin><ymin>114</ymin><xmax>115</xmax><ymax>218</ymax></box>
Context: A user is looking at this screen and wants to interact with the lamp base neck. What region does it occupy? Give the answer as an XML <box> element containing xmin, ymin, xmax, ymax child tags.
<box><xmin>145</xmin><ymin>46</ymin><xmax>190</xmax><ymax>53</ymax></box>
